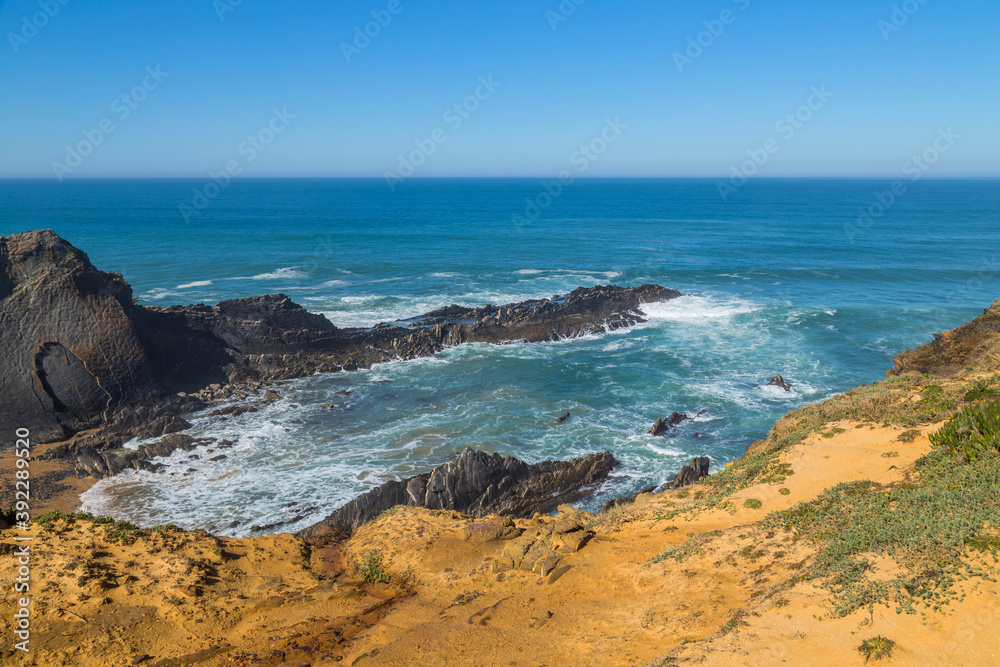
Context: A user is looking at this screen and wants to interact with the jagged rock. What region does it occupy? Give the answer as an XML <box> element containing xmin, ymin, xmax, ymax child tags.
<box><xmin>666</xmin><ymin>456</ymin><xmax>711</xmax><ymax>489</ymax></box>
<box><xmin>463</xmin><ymin>517</ymin><xmax>522</xmax><ymax>542</ymax></box>
<box><xmin>648</xmin><ymin>412</ymin><xmax>688</xmax><ymax>436</ymax></box>
<box><xmin>298</xmin><ymin>448</ymin><xmax>619</xmax><ymax>538</ymax></box>
<box><xmin>335</xmin><ymin>390</ymin><xmax>353</xmax><ymax>396</ymax></box>
<box><xmin>767</xmin><ymin>374</ymin><xmax>793</xmax><ymax>391</ymax></box>
<box><xmin>208</xmin><ymin>405</ymin><xmax>259</xmax><ymax>417</ymax></box>
<box><xmin>556</xmin><ymin>411</ymin><xmax>571</xmax><ymax>424</ymax></box>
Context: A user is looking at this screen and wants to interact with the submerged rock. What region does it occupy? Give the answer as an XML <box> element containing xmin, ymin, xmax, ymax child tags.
<box><xmin>648</xmin><ymin>411</ymin><xmax>689</xmax><ymax>436</ymax></box>
<box><xmin>298</xmin><ymin>448</ymin><xmax>619</xmax><ymax>538</ymax></box>
<box><xmin>767</xmin><ymin>374</ymin><xmax>793</xmax><ymax>391</ymax></box>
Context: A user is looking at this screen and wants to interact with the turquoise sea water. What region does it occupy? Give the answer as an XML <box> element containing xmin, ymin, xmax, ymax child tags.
<box><xmin>2</xmin><ymin>178</ymin><xmax>999</xmax><ymax>535</ymax></box>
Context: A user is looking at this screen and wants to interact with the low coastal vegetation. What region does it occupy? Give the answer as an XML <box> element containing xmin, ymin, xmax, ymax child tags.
<box><xmin>637</xmin><ymin>371</ymin><xmax>1000</xmax><ymax>623</ymax></box>
<box><xmin>858</xmin><ymin>636</ymin><xmax>897</xmax><ymax>662</ymax></box>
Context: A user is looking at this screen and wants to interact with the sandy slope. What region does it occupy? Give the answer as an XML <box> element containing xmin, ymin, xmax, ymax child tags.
<box><xmin>3</xmin><ymin>416</ymin><xmax>999</xmax><ymax>666</ymax></box>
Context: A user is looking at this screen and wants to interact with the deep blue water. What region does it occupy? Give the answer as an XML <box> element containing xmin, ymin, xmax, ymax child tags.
<box><xmin>2</xmin><ymin>178</ymin><xmax>999</xmax><ymax>535</ymax></box>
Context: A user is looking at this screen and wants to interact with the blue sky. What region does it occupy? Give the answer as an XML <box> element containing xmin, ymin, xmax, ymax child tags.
<box><xmin>0</xmin><ymin>0</ymin><xmax>997</xmax><ymax>179</ymax></box>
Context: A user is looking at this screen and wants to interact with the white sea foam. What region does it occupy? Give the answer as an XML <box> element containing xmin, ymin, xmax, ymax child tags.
<box><xmin>235</xmin><ymin>267</ymin><xmax>307</xmax><ymax>280</ymax></box>
<box><xmin>144</xmin><ymin>288</ymin><xmax>186</xmax><ymax>300</ymax></box>
<box><xmin>322</xmin><ymin>279</ymin><xmax>348</xmax><ymax>287</ymax></box>
<box><xmin>176</xmin><ymin>280</ymin><xmax>213</xmax><ymax>289</ymax></box>
<box><xmin>639</xmin><ymin>295</ymin><xmax>759</xmax><ymax>324</ymax></box>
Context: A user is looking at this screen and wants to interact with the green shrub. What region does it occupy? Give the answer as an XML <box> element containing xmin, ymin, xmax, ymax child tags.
<box><xmin>743</xmin><ymin>499</ymin><xmax>763</xmax><ymax>510</ymax></box>
<box><xmin>929</xmin><ymin>402</ymin><xmax>1000</xmax><ymax>459</ymax></box>
<box><xmin>357</xmin><ymin>550</ymin><xmax>391</xmax><ymax>584</ymax></box>
<box><xmin>858</xmin><ymin>636</ymin><xmax>896</xmax><ymax>662</ymax></box>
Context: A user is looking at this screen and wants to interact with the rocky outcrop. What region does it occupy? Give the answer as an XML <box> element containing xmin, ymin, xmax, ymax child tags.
<box><xmin>649</xmin><ymin>412</ymin><xmax>689</xmax><ymax>436</ymax></box>
<box><xmin>297</xmin><ymin>448</ymin><xmax>619</xmax><ymax>538</ymax></box>
<box><xmin>665</xmin><ymin>456</ymin><xmax>711</xmax><ymax>489</ymax></box>
<box><xmin>0</xmin><ymin>231</ymin><xmax>157</xmax><ymax>443</ymax></box>
<box><xmin>599</xmin><ymin>456</ymin><xmax>711</xmax><ymax>513</ymax></box>
<box><xmin>890</xmin><ymin>298</ymin><xmax>1000</xmax><ymax>377</ymax></box>
<box><xmin>767</xmin><ymin>374</ymin><xmax>793</xmax><ymax>391</ymax></box>
<box><xmin>0</xmin><ymin>230</ymin><xmax>683</xmax><ymax>452</ymax></box>
<box><xmin>43</xmin><ymin>433</ymin><xmax>239</xmax><ymax>480</ymax></box>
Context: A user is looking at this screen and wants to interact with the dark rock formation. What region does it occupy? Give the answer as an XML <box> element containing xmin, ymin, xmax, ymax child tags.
<box><xmin>599</xmin><ymin>456</ymin><xmax>711</xmax><ymax>513</ymax></box>
<box><xmin>665</xmin><ymin>456</ymin><xmax>711</xmax><ymax>489</ymax></box>
<box><xmin>648</xmin><ymin>411</ymin><xmax>689</xmax><ymax>436</ymax></box>
<box><xmin>0</xmin><ymin>230</ymin><xmax>683</xmax><ymax>458</ymax></box>
<box><xmin>0</xmin><ymin>231</ymin><xmax>157</xmax><ymax>443</ymax></box>
<box><xmin>556</xmin><ymin>411</ymin><xmax>571</xmax><ymax>424</ymax></box>
<box><xmin>767</xmin><ymin>374</ymin><xmax>793</xmax><ymax>391</ymax></box>
<box><xmin>297</xmin><ymin>448</ymin><xmax>619</xmax><ymax>538</ymax></box>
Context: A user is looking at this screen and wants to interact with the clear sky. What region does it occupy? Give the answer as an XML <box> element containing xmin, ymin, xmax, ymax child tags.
<box><xmin>0</xmin><ymin>0</ymin><xmax>997</xmax><ymax>179</ymax></box>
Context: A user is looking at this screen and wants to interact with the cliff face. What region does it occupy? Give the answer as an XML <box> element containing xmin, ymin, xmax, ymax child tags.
<box><xmin>0</xmin><ymin>230</ymin><xmax>155</xmax><ymax>442</ymax></box>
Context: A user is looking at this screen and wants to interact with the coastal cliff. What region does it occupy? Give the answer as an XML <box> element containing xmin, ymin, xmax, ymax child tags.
<box><xmin>3</xmin><ymin>233</ymin><xmax>1000</xmax><ymax>665</ymax></box>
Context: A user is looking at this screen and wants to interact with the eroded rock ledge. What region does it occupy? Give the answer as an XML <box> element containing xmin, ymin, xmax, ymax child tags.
<box><xmin>0</xmin><ymin>230</ymin><xmax>681</xmax><ymax>457</ymax></box>
<box><xmin>298</xmin><ymin>448</ymin><xmax>619</xmax><ymax>538</ymax></box>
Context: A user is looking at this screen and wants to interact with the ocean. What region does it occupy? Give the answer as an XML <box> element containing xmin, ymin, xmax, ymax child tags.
<box><xmin>2</xmin><ymin>178</ymin><xmax>998</xmax><ymax>535</ymax></box>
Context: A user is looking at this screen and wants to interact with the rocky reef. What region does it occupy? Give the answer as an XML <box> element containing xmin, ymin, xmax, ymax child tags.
<box><xmin>0</xmin><ymin>230</ymin><xmax>681</xmax><ymax>465</ymax></box>
<box><xmin>298</xmin><ymin>448</ymin><xmax>619</xmax><ymax>538</ymax></box>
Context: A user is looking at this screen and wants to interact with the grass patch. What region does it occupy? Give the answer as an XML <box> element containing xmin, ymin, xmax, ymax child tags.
<box><xmin>357</xmin><ymin>550</ymin><xmax>391</xmax><ymax>584</ymax></box>
<box><xmin>649</xmin><ymin>531</ymin><xmax>721</xmax><ymax>564</ymax></box>
<box><xmin>897</xmin><ymin>429</ymin><xmax>921</xmax><ymax>443</ymax></box>
<box><xmin>30</xmin><ymin>512</ymin><xmax>182</xmax><ymax>544</ymax></box>
<box><xmin>858</xmin><ymin>636</ymin><xmax>896</xmax><ymax>662</ymax></box>
<box><xmin>964</xmin><ymin>377</ymin><xmax>1000</xmax><ymax>402</ymax></box>
<box><xmin>763</xmin><ymin>443</ymin><xmax>1000</xmax><ymax>617</ymax></box>
<box><xmin>743</xmin><ymin>499</ymin><xmax>763</xmax><ymax>510</ymax></box>
<box><xmin>779</xmin><ymin>488</ymin><xmax>791</xmax><ymax>496</ymax></box>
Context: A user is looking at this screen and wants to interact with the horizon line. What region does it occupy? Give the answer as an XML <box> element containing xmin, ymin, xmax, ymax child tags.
<box><xmin>1</xmin><ymin>175</ymin><xmax>998</xmax><ymax>182</ymax></box>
